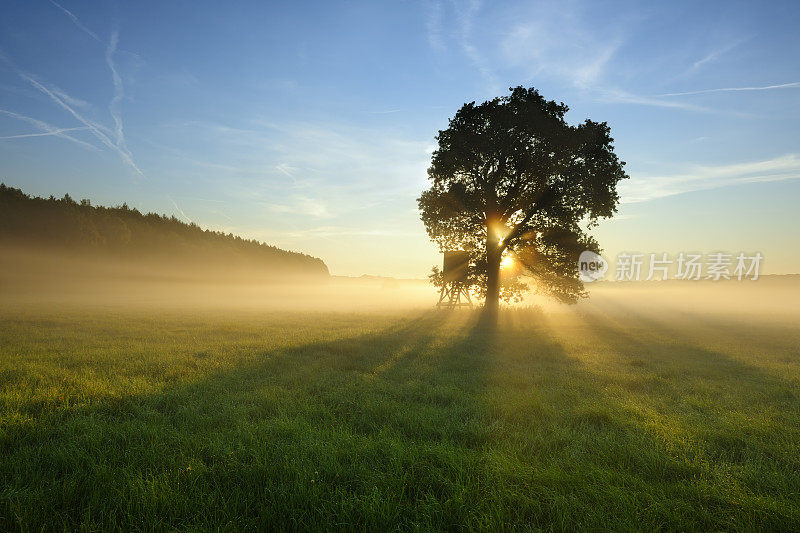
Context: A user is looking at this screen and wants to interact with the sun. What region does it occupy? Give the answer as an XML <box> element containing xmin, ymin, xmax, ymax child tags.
<box><xmin>500</xmin><ymin>255</ymin><xmax>515</xmax><ymax>270</ymax></box>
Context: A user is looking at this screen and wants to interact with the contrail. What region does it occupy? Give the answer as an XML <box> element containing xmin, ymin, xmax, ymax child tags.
<box><xmin>17</xmin><ymin>71</ymin><xmax>144</xmax><ymax>177</ymax></box>
<box><xmin>659</xmin><ymin>82</ymin><xmax>800</xmax><ymax>97</ymax></box>
<box><xmin>37</xmin><ymin>4</ymin><xmax>146</xmax><ymax>180</ymax></box>
<box><xmin>0</xmin><ymin>108</ymin><xmax>97</xmax><ymax>150</ymax></box>
<box><xmin>168</xmin><ymin>196</ymin><xmax>195</xmax><ymax>224</ymax></box>
<box><xmin>0</xmin><ymin>126</ymin><xmax>88</xmax><ymax>139</ymax></box>
<box><xmin>275</xmin><ymin>163</ymin><xmax>299</xmax><ymax>184</ymax></box>
<box><xmin>48</xmin><ymin>0</ymin><xmax>102</xmax><ymax>42</ymax></box>
<box><xmin>106</xmin><ymin>31</ymin><xmax>125</xmax><ymax>148</ymax></box>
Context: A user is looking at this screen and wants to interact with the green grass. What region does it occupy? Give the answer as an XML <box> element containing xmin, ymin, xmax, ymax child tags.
<box><xmin>1</xmin><ymin>304</ymin><xmax>798</xmax><ymax>530</ymax></box>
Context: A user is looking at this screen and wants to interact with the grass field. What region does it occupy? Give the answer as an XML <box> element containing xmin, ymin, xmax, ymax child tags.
<box><xmin>1</xmin><ymin>287</ymin><xmax>799</xmax><ymax>530</ymax></box>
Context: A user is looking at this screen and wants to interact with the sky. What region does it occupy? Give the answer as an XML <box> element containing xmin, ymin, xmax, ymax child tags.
<box><xmin>1</xmin><ymin>0</ymin><xmax>799</xmax><ymax>277</ymax></box>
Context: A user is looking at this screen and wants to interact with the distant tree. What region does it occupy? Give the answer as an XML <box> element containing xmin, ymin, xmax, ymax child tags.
<box><xmin>0</xmin><ymin>184</ymin><xmax>330</xmax><ymax>277</ymax></box>
<box><xmin>418</xmin><ymin>87</ymin><xmax>628</xmax><ymax>310</ymax></box>
<box><xmin>101</xmin><ymin>216</ymin><xmax>132</xmax><ymax>247</ymax></box>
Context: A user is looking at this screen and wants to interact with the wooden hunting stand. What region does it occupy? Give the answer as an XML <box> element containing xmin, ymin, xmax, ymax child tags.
<box><xmin>437</xmin><ymin>251</ymin><xmax>473</xmax><ymax>308</ymax></box>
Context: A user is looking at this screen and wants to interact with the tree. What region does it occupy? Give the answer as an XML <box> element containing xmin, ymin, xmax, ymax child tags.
<box><xmin>418</xmin><ymin>87</ymin><xmax>628</xmax><ymax>310</ymax></box>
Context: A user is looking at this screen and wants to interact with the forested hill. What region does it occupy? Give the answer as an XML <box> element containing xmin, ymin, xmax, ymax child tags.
<box><xmin>0</xmin><ymin>184</ymin><xmax>329</xmax><ymax>279</ymax></box>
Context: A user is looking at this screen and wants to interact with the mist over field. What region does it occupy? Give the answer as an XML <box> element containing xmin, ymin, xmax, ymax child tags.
<box><xmin>2</xmin><ymin>185</ymin><xmax>799</xmax><ymax>530</ymax></box>
<box><xmin>2</xmin><ymin>188</ymin><xmax>798</xmax><ymax>530</ymax></box>
<box><xmin>3</xmin><ymin>0</ymin><xmax>800</xmax><ymax>529</ymax></box>
<box><xmin>3</xmin><ymin>238</ymin><xmax>798</xmax><ymax>318</ymax></box>
<box><xmin>2</xmin><ymin>262</ymin><xmax>799</xmax><ymax>529</ymax></box>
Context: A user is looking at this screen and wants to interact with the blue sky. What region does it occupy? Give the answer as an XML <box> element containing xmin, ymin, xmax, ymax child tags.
<box><xmin>1</xmin><ymin>0</ymin><xmax>799</xmax><ymax>276</ymax></box>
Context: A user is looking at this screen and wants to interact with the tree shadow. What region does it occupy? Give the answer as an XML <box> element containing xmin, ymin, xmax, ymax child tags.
<box><xmin>577</xmin><ymin>298</ymin><xmax>797</xmax><ymax>392</ymax></box>
<box><xmin>570</xmin><ymin>303</ymin><xmax>800</xmax><ymax>508</ymax></box>
<box><xmin>1</xmin><ymin>309</ymin><xmax>496</xmax><ymax>529</ymax></box>
<box><xmin>2</xmin><ymin>306</ymin><xmax>798</xmax><ymax>530</ymax></box>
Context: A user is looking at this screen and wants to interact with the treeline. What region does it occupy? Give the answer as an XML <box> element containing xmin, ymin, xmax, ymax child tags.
<box><xmin>0</xmin><ymin>184</ymin><xmax>329</xmax><ymax>279</ymax></box>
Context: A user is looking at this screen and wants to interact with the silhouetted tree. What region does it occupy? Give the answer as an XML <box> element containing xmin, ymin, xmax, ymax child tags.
<box><xmin>418</xmin><ymin>87</ymin><xmax>628</xmax><ymax>310</ymax></box>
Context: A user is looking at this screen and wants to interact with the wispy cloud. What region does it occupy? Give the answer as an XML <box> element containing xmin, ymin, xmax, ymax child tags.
<box><xmin>17</xmin><ymin>69</ymin><xmax>144</xmax><ymax>177</ymax></box>
<box><xmin>421</xmin><ymin>0</ymin><xmax>501</xmax><ymax>92</ymax></box>
<box><xmin>0</xmin><ymin>126</ymin><xmax>87</xmax><ymax>139</ymax></box>
<box><xmin>168</xmin><ymin>196</ymin><xmax>194</xmax><ymax>224</ymax></box>
<box><xmin>156</xmin><ymin>118</ymin><xmax>432</xmax><ymax>232</ymax></box>
<box><xmin>621</xmin><ymin>154</ymin><xmax>800</xmax><ymax>203</ymax></box>
<box><xmin>456</xmin><ymin>0</ymin><xmax>500</xmax><ymax>93</ymax></box>
<box><xmin>598</xmin><ymin>89</ymin><xmax>715</xmax><ymax>113</ymax></box>
<box><xmin>0</xmin><ymin>108</ymin><xmax>97</xmax><ymax>149</ymax></box>
<box><xmin>179</xmin><ymin>118</ymin><xmax>431</xmax><ymax>193</ymax></box>
<box><xmin>691</xmin><ymin>51</ymin><xmax>723</xmax><ymax>72</ymax></box>
<box><xmin>1</xmin><ymin>27</ymin><xmax>146</xmax><ymax>178</ymax></box>
<box><xmin>48</xmin><ymin>0</ymin><xmax>102</xmax><ymax>42</ymax></box>
<box><xmin>499</xmin><ymin>3</ymin><xmax>625</xmax><ymax>90</ymax></box>
<box><xmin>18</xmin><ymin>3</ymin><xmax>147</xmax><ymax>179</ymax></box>
<box><xmin>50</xmin><ymin>85</ymin><xmax>91</xmax><ymax>109</ymax></box>
<box><xmin>105</xmin><ymin>32</ymin><xmax>129</xmax><ymax>154</ymax></box>
<box><xmin>275</xmin><ymin>163</ymin><xmax>299</xmax><ymax>184</ymax></box>
<box><xmin>267</xmin><ymin>196</ymin><xmax>330</xmax><ymax>218</ymax></box>
<box><xmin>210</xmin><ymin>209</ymin><xmax>234</xmax><ymax>222</ymax></box>
<box><xmin>423</xmin><ymin>1</ymin><xmax>446</xmax><ymax>56</ymax></box>
<box><xmin>421</xmin><ymin>1</ymin><xmax>627</xmax><ymax>94</ymax></box>
<box><xmin>597</xmin><ymin>89</ymin><xmax>755</xmax><ymax>118</ymax></box>
<box><xmin>680</xmin><ymin>39</ymin><xmax>745</xmax><ymax>77</ymax></box>
<box><xmin>659</xmin><ymin>82</ymin><xmax>800</xmax><ymax>97</ymax></box>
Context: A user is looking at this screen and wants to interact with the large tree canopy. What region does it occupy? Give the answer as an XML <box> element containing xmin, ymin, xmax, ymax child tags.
<box><xmin>418</xmin><ymin>87</ymin><xmax>628</xmax><ymax>308</ymax></box>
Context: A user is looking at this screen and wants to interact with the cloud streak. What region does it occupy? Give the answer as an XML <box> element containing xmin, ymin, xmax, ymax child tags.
<box><xmin>48</xmin><ymin>0</ymin><xmax>102</xmax><ymax>42</ymax></box>
<box><xmin>596</xmin><ymin>89</ymin><xmax>753</xmax><ymax>117</ymax></box>
<box><xmin>659</xmin><ymin>82</ymin><xmax>800</xmax><ymax>97</ymax></box>
<box><xmin>500</xmin><ymin>3</ymin><xmax>625</xmax><ymax>90</ymax></box>
<box><xmin>0</xmin><ymin>27</ymin><xmax>145</xmax><ymax>178</ymax></box>
<box><xmin>267</xmin><ymin>196</ymin><xmax>330</xmax><ymax>218</ymax></box>
<box><xmin>168</xmin><ymin>196</ymin><xmax>195</xmax><ymax>224</ymax></box>
<box><xmin>15</xmin><ymin>4</ymin><xmax>146</xmax><ymax>179</ymax></box>
<box><xmin>423</xmin><ymin>1</ymin><xmax>446</xmax><ymax>56</ymax></box>
<box><xmin>0</xmin><ymin>126</ymin><xmax>88</xmax><ymax>139</ymax></box>
<box><xmin>50</xmin><ymin>85</ymin><xmax>91</xmax><ymax>109</ymax></box>
<box><xmin>105</xmin><ymin>31</ymin><xmax>130</xmax><ymax>156</ymax></box>
<box><xmin>621</xmin><ymin>154</ymin><xmax>800</xmax><ymax>203</ymax></box>
<box><xmin>680</xmin><ymin>39</ymin><xmax>745</xmax><ymax>77</ymax></box>
<box><xmin>598</xmin><ymin>89</ymin><xmax>714</xmax><ymax>112</ymax></box>
<box><xmin>0</xmin><ymin>108</ymin><xmax>97</xmax><ymax>149</ymax></box>
<box><xmin>456</xmin><ymin>0</ymin><xmax>500</xmax><ymax>93</ymax></box>
<box><xmin>17</xmin><ymin>70</ymin><xmax>145</xmax><ymax>177</ymax></box>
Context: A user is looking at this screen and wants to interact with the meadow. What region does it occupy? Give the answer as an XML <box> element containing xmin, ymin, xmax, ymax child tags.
<box><xmin>1</xmin><ymin>283</ymin><xmax>799</xmax><ymax>530</ymax></box>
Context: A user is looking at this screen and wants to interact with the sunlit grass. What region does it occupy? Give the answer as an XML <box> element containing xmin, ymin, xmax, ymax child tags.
<box><xmin>0</xmin><ymin>304</ymin><xmax>798</xmax><ymax>530</ymax></box>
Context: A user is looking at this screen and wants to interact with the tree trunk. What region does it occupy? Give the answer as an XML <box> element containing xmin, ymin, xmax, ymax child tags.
<box><xmin>485</xmin><ymin>220</ymin><xmax>502</xmax><ymax>313</ymax></box>
<box><xmin>486</xmin><ymin>247</ymin><xmax>501</xmax><ymax>311</ymax></box>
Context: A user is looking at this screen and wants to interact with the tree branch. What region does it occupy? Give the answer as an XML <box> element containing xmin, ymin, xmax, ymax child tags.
<box><xmin>499</xmin><ymin>210</ymin><xmax>535</xmax><ymax>253</ymax></box>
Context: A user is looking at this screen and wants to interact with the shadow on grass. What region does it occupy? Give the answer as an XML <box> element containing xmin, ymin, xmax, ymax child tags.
<box><xmin>569</xmin><ymin>304</ymin><xmax>800</xmax><ymax>520</ymax></box>
<box><xmin>1</xmin><ymin>309</ymin><xmax>501</xmax><ymax>530</ymax></box>
<box><xmin>1</xmin><ymin>305</ymin><xmax>798</xmax><ymax>530</ymax></box>
<box><xmin>578</xmin><ymin>298</ymin><xmax>797</xmax><ymax>394</ymax></box>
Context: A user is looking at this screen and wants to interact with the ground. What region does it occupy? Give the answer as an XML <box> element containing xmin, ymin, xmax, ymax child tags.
<box><xmin>1</xmin><ymin>288</ymin><xmax>798</xmax><ymax>530</ymax></box>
